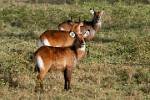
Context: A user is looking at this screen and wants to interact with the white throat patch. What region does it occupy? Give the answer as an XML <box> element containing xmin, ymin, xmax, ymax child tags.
<box><xmin>69</xmin><ymin>32</ymin><xmax>75</xmax><ymax>38</ymax></box>
<box><xmin>79</xmin><ymin>44</ymin><xmax>86</xmax><ymax>51</ymax></box>
<box><xmin>97</xmin><ymin>21</ymin><xmax>102</xmax><ymax>27</ymax></box>
<box><xmin>83</xmin><ymin>31</ymin><xmax>90</xmax><ymax>37</ymax></box>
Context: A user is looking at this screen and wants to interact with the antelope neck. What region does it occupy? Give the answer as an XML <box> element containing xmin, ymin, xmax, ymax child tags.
<box><xmin>92</xmin><ymin>19</ymin><xmax>101</xmax><ymax>31</ymax></box>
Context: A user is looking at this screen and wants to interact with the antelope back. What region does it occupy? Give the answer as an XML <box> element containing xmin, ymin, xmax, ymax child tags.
<box><xmin>58</xmin><ymin>16</ymin><xmax>74</xmax><ymax>31</ymax></box>
<box><xmin>58</xmin><ymin>17</ymin><xmax>81</xmax><ymax>32</ymax></box>
<box><xmin>35</xmin><ymin>46</ymin><xmax>77</xmax><ymax>71</ymax></box>
<box><xmin>38</xmin><ymin>22</ymin><xmax>85</xmax><ymax>47</ymax></box>
<box><xmin>58</xmin><ymin>21</ymin><xmax>73</xmax><ymax>31</ymax></box>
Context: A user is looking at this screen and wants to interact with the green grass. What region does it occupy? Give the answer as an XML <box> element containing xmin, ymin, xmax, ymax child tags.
<box><xmin>0</xmin><ymin>1</ymin><xmax>150</xmax><ymax>100</ymax></box>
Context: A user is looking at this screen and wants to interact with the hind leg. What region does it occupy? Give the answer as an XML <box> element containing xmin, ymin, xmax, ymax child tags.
<box><xmin>35</xmin><ymin>70</ymin><xmax>48</xmax><ymax>92</ymax></box>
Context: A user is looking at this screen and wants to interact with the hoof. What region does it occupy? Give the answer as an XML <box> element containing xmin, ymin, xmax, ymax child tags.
<box><xmin>35</xmin><ymin>86</ymin><xmax>44</xmax><ymax>93</ymax></box>
<box><xmin>64</xmin><ymin>87</ymin><xmax>71</xmax><ymax>91</ymax></box>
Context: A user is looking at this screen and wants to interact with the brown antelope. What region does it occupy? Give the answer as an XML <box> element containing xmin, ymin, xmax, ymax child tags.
<box><xmin>58</xmin><ymin>16</ymin><xmax>80</xmax><ymax>31</ymax></box>
<box><xmin>34</xmin><ymin>28</ymin><xmax>86</xmax><ymax>91</ymax></box>
<box><xmin>58</xmin><ymin>16</ymin><xmax>74</xmax><ymax>31</ymax></box>
<box><xmin>38</xmin><ymin>22</ymin><xmax>89</xmax><ymax>47</ymax></box>
<box><xmin>58</xmin><ymin>9</ymin><xmax>104</xmax><ymax>41</ymax></box>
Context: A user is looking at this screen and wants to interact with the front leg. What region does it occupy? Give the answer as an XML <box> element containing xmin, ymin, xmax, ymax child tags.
<box><xmin>35</xmin><ymin>79</ymin><xmax>43</xmax><ymax>92</ymax></box>
<box><xmin>64</xmin><ymin>67</ymin><xmax>72</xmax><ymax>90</ymax></box>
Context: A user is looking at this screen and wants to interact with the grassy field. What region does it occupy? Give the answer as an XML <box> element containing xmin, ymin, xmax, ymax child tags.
<box><xmin>0</xmin><ymin>1</ymin><xmax>150</xmax><ymax>100</ymax></box>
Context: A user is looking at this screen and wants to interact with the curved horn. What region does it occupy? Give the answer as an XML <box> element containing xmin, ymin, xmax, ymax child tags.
<box><xmin>70</xmin><ymin>16</ymin><xmax>73</xmax><ymax>21</ymax></box>
<box><xmin>78</xmin><ymin>16</ymin><xmax>81</xmax><ymax>22</ymax></box>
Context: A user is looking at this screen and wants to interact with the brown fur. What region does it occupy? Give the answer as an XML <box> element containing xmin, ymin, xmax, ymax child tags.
<box><xmin>34</xmin><ymin>44</ymin><xmax>86</xmax><ymax>91</ymax></box>
<box><xmin>40</xmin><ymin>30</ymin><xmax>75</xmax><ymax>47</ymax></box>
<box><xmin>58</xmin><ymin>9</ymin><xmax>104</xmax><ymax>41</ymax></box>
<box><xmin>34</xmin><ymin>24</ymin><xmax>86</xmax><ymax>91</ymax></box>
<box><xmin>38</xmin><ymin>23</ymin><xmax>84</xmax><ymax>47</ymax></box>
<box><xmin>58</xmin><ymin>21</ymin><xmax>74</xmax><ymax>31</ymax></box>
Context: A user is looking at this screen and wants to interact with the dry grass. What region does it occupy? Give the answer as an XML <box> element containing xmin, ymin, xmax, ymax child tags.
<box><xmin>0</xmin><ymin>1</ymin><xmax>150</xmax><ymax>100</ymax></box>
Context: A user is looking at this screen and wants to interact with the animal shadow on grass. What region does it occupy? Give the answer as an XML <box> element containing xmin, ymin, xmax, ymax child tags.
<box><xmin>0</xmin><ymin>32</ymin><xmax>38</xmax><ymax>40</ymax></box>
<box><xmin>1</xmin><ymin>70</ymin><xmax>19</xmax><ymax>88</ymax></box>
<box><xmin>0</xmin><ymin>64</ymin><xmax>25</xmax><ymax>89</ymax></box>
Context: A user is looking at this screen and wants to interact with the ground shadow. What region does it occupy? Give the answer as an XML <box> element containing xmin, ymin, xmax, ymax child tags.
<box><xmin>108</xmin><ymin>62</ymin><xmax>150</xmax><ymax>67</ymax></box>
<box><xmin>93</xmin><ymin>36</ymin><xmax>118</xmax><ymax>43</ymax></box>
<box><xmin>18</xmin><ymin>0</ymin><xmax>73</xmax><ymax>5</ymax></box>
<box><xmin>0</xmin><ymin>32</ymin><xmax>38</xmax><ymax>40</ymax></box>
<box><xmin>0</xmin><ymin>69</ymin><xmax>19</xmax><ymax>88</ymax></box>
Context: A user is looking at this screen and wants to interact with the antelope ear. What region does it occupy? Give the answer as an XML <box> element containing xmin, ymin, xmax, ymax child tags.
<box><xmin>69</xmin><ymin>32</ymin><xmax>75</xmax><ymax>38</ymax></box>
<box><xmin>90</xmin><ymin>9</ymin><xmax>95</xmax><ymax>15</ymax></box>
<box><xmin>79</xmin><ymin>22</ymin><xmax>84</xmax><ymax>26</ymax></box>
<box><xmin>100</xmin><ymin>10</ymin><xmax>104</xmax><ymax>16</ymax></box>
<box><xmin>83</xmin><ymin>30</ymin><xmax>90</xmax><ymax>38</ymax></box>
